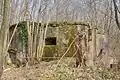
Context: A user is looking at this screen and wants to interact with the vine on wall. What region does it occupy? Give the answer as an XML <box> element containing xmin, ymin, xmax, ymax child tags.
<box><xmin>19</xmin><ymin>22</ymin><xmax>28</xmax><ymax>50</ymax></box>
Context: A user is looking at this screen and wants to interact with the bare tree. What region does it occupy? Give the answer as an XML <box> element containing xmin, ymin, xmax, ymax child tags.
<box><xmin>0</xmin><ymin>0</ymin><xmax>10</xmax><ymax>78</ymax></box>
<box><xmin>113</xmin><ymin>0</ymin><xmax>120</xmax><ymax>30</ymax></box>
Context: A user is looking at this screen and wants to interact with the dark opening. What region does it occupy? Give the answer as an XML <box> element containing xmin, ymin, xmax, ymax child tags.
<box><xmin>110</xmin><ymin>64</ymin><xmax>112</xmax><ymax>68</ymax></box>
<box><xmin>45</xmin><ymin>37</ymin><xmax>56</xmax><ymax>45</ymax></box>
<box><xmin>110</xmin><ymin>64</ymin><xmax>118</xmax><ymax>69</ymax></box>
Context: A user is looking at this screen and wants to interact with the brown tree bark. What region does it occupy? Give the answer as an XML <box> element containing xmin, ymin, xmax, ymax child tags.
<box><xmin>0</xmin><ymin>0</ymin><xmax>10</xmax><ymax>78</ymax></box>
<box><xmin>92</xmin><ymin>27</ymin><xmax>97</xmax><ymax>61</ymax></box>
<box><xmin>113</xmin><ymin>0</ymin><xmax>120</xmax><ymax>30</ymax></box>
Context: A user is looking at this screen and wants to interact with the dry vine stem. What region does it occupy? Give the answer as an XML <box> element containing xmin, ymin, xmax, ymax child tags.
<box><xmin>56</xmin><ymin>36</ymin><xmax>78</xmax><ymax>67</ymax></box>
<box><xmin>6</xmin><ymin>23</ymin><xmax>18</xmax><ymax>51</ymax></box>
<box><xmin>67</xmin><ymin>48</ymin><xmax>78</xmax><ymax>66</ymax></box>
<box><xmin>3</xmin><ymin>23</ymin><xmax>19</xmax><ymax>69</ymax></box>
<box><xmin>40</xmin><ymin>19</ymin><xmax>50</xmax><ymax>60</ymax></box>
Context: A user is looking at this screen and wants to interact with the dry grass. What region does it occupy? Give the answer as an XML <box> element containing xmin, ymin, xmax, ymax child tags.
<box><xmin>2</xmin><ymin>58</ymin><xmax>120</xmax><ymax>80</ymax></box>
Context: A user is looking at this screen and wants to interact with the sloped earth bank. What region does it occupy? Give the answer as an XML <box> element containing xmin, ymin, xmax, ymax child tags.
<box><xmin>2</xmin><ymin>58</ymin><xmax>120</xmax><ymax>80</ymax></box>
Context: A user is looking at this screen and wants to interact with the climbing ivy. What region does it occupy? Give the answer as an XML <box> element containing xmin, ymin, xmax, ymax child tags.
<box><xmin>19</xmin><ymin>22</ymin><xmax>28</xmax><ymax>48</ymax></box>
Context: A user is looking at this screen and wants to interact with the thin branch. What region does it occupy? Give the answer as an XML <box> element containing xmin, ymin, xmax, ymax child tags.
<box><xmin>113</xmin><ymin>0</ymin><xmax>120</xmax><ymax>30</ymax></box>
<box><xmin>56</xmin><ymin>36</ymin><xmax>78</xmax><ymax>67</ymax></box>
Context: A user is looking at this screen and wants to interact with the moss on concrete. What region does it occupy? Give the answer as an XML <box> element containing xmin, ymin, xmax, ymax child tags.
<box><xmin>10</xmin><ymin>21</ymin><xmax>89</xmax><ymax>61</ymax></box>
<box><xmin>42</xmin><ymin>45</ymin><xmax>57</xmax><ymax>61</ymax></box>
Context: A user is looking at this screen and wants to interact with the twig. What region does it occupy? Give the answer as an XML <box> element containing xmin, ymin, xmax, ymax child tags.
<box><xmin>67</xmin><ymin>48</ymin><xmax>78</xmax><ymax>66</ymax></box>
<box><xmin>56</xmin><ymin>36</ymin><xmax>78</xmax><ymax>67</ymax></box>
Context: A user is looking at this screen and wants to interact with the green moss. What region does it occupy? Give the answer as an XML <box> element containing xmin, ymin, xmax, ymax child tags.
<box><xmin>42</xmin><ymin>45</ymin><xmax>57</xmax><ymax>61</ymax></box>
<box><xmin>67</xmin><ymin>25</ymin><xmax>76</xmax><ymax>57</ymax></box>
<box><xmin>57</xmin><ymin>25</ymin><xmax>76</xmax><ymax>57</ymax></box>
<box><xmin>19</xmin><ymin>22</ymin><xmax>28</xmax><ymax>48</ymax></box>
<box><xmin>10</xmin><ymin>21</ymin><xmax>87</xmax><ymax>59</ymax></box>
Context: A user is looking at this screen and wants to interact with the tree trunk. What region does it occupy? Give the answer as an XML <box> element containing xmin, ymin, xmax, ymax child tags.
<box><xmin>92</xmin><ymin>27</ymin><xmax>97</xmax><ymax>61</ymax></box>
<box><xmin>113</xmin><ymin>0</ymin><xmax>120</xmax><ymax>30</ymax></box>
<box><xmin>0</xmin><ymin>0</ymin><xmax>10</xmax><ymax>78</ymax></box>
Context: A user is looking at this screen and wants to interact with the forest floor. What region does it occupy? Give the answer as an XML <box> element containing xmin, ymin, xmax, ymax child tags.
<box><xmin>1</xmin><ymin>58</ymin><xmax>120</xmax><ymax>80</ymax></box>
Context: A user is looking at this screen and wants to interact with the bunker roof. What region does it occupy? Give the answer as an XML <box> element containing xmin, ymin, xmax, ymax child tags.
<box><xmin>9</xmin><ymin>21</ymin><xmax>90</xmax><ymax>29</ymax></box>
